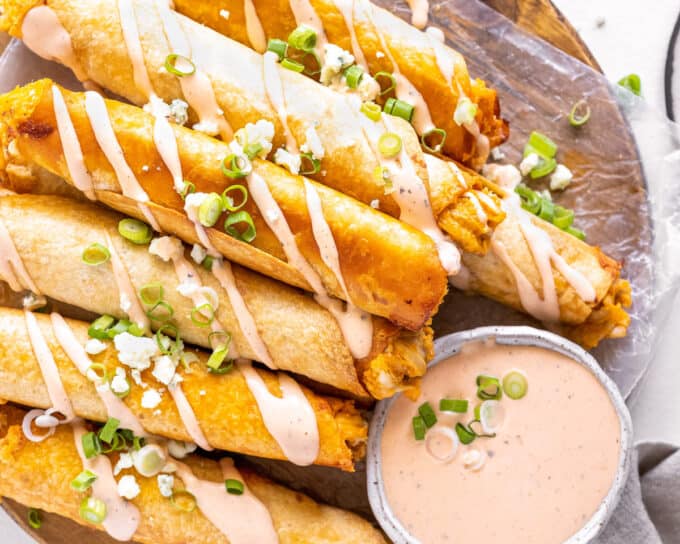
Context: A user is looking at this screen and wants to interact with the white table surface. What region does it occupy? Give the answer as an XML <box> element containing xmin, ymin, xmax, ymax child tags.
<box><xmin>2</xmin><ymin>1</ymin><xmax>679</xmax><ymax>541</ymax></box>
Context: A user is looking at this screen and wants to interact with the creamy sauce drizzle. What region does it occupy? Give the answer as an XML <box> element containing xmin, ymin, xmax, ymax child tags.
<box><xmin>466</xmin><ymin>192</ymin><xmax>487</xmax><ymax>224</ymax></box>
<box><xmin>20</xmin><ymin>6</ymin><xmax>88</xmax><ymax>82</ymax></box>
<box><xmin>334</xmin><ymin>0</ymin><xmax>368</xmax><ymax>70</ymax></box>
<box><xmin>0</xmin><ymin>217</ymin><xmax>41</xmax><ymax>294</ymax></box>
<box><xmin>72</xmin><ymin>420</ymin><xmax>141</xmax><ymax>541</ymax></box>
<box><xmin>238</xmin><ymin>360</ymin><xmax>319</xmax><ymax>466</ymax></box>
<box><xmin>405</xmin><ymin>0</ymin><xmax>429</xmax><ymax>29</ymax></box>
<box><xmin>118</xmin><ymin>0</ymin><xmax>154</xmax><ymax>97</ymax></box>
<box><xmin>262</xmin><ymin>51</ymin><xmax>299</xmax><ymax>153</ymax></box>
<box><xmin>51</xmin><ymin>86</ymin><xmax>95</xmax><ymax>200</ymax></box>
<box><xmin>289</xmin><ymin>0</ymin><xmax>328</xmax><ymax>60</ymax></box>
<box><xmin>167</xmin><ymin>382</ymin><xmax>212</xmax><ymax>450</ymax></box>
<box><xmin>243</xmin><ymin>0</ymin><xmax>267</xmax><ymax>53</ymax></box>
<box><xmin>24</xmin><ymin>310</ymin><xmax>75</xmax><ymax>421</ymax></box>
<box><xmin>50</xmin><ymin>313</ymin><xmax>146</xmax><ymax>436</ymax></box>
<box><xmin>247</xmin><ymin>172</ymin><xmax>373</xmax><ymax>358</ymax></box>
<box><xmin>174</xmin><ymin>459</ymin><xmax>277</xmax><ymax>544</ymax></box>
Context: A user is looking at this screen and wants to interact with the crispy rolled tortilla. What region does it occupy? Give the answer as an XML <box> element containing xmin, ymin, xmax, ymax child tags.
<box><xmin>172</xmin><ymin>0</ymin><xmax>509</xmax><ymax>168</ymax></box>
<box><xmin>0</xmin><ymin>192</ymin><xmax>433</xmax><ymax>400</ymax></box>
<box><xmin>0</xmin><ymin>307</ymin><xmax>366</xmax><ymax>470</ymax></box>
<box><xmin>0</xmin><ymin>80</ymin><xmax>447</xmax><ymax>331</ymax></box>
<box><xmin>0</xmin><ymin>405</ymin><xmax>387</xmax><ymax>543</ymax></box>
<box><xmin>0</xmin><ymin>0</ymin><xmax>505</xmax><ymax>255</ymax></box>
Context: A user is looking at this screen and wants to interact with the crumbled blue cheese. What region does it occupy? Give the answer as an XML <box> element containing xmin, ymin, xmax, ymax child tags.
<box><xmin>190</xmin><ymin>244</ymin><xmax>207</xmax><ymax>264</ymax></box>
<box><xmin>219</xmin><ymin>9</ymin><xmax>230</xmax><ymax>20</ymax></box>
<box><xmin>152</xmin><ymin>355</ymin><xmax>178</xmax><ymax>386</ymax></box>
<box><xmin>234</xmin><ymin>120</ymin><xmax>275</xmax><ymax>159</ymax></box>
<box><xmin>84</xmin><ymin>338</ymin><xmax>108</xmax><ymax>355</ymax></box>
<box><xmin>114</xmin><ymin>452</ymin><xmax>134</xmax><ymax>476</ymax></box>
<box><xmin>453</xmin><ymin>96</ymin><xmax>478</xmax><ymax>126</ymax></box>
<box><xmin>300</xmin><ymin>125</ymin><xmax>325</xmax><ymax>160</ymax></box>
<box><xmin>149</xmin><ymin>236</ymin><xmax>184</xmax><ymax>262</ymax></box>
<box><xmin>110</xmin><ymin>367</ymin><xmax>130</xmax><ymax>396</ymax></box>
<box><xmin>117</xmin><ymin>474</ymin><xmax>141</xmax><ymax>500</ymax></box>
<box><xmin>157</xmin><ymin>474</ymin><xmax>175</xmax><ymax>498</ymax></box>
<box><xmin>490</xmin><ymin>147</ymin><xmax>505</xmax><ymax>161</ymax></box>
<box><xmin>370</xmin><ymin>199</ymin><xmax>380</xmax><ymax>209</ymax></box>
<box><xmin>481</xmin><ymin>163</ymin><xmax>521</xmax><ymax>191</ymax></box>
<box><xmin>356</xmin><ymin>73</ymin><xmax>381</xmax><ymax>101</ymax></box>
<box><xmin>141</xmin><ymin>389</ymin><xmax>162</xmax><ymax>409</ymax></box>
<box><xmin>274</xmin><ymin>148</ymin><xmax>302</xmax><ymax>174</ymax></box>
<box><xmin>549</xmin><ymin>164</ymin><xmax>573</xmax><ymax>191</ymax></box>
<box><xmin>167</xmin><ymin>440</ymin><xmax>198</xmax><ymax>459</ymax></box>
<box><xmin>114</xmin><ymin>333</ymin><xmax>159</xmax><ymax>373</ymax></box>
<box><xmin>192</xmin><ymin>120</ymin><xmax>219</xmax><ymax>137</ymax></box>
<box><xmin>320</xmin><ymin>44</ymin><xmax>355</xmax><ymax>86</ymax></box>
<box><xmin>168</xmin><ymin>99</ymin><xmax>189</xmax><ymax>126</ymax></box>
<box><xmin>519</xmin><ymin>152</ymin><xmax>540</xmax><ymax>176</ymax></box>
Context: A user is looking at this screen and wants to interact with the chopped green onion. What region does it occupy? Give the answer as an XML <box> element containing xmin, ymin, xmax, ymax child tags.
<box><xmin>453</xmin><ymin>96</ymin><xmax>478</xmax><ymax>126</ymax></box>
<box><xmin>180</xmin><ymin>181</ymin><xmax>195</xmax><ymax>200</ymax></box>
<box><xmin>473</xmin><ymin>403</ymin><xmax>482</xmax><ymax>420</ymax></box>
<box><xmin>98</xmin><ymin>418</ymin><xmax>120</xmax><ymax>444</ymax></box>
<box><xmin>88</xmin><ymin>314</ymin><xmax>116</xmax><ymax>340</ymax></box>
<box><xmin>198</xmin><ymin>192</ymin><xmax>225</xmax><ymax>227</ymax></box>
<box><xmin>287</xmin><ymin>25</ymin><xmax>317</xmax><ymax>52</ymax></box>
<box><xmin>82</xmin><ymin>243</ymin><xmax>110</xmax><ymax>266</ymax></box>
<box><xmin>300</xmin><ymin>152</ymin><xmax>321</xmax><ymax>175</ymax></box>
<box><xmin>378</xmin><ymin>132</ymin><xmax>402</xmax><ymax>158</ymax></box>
<box><xmin>360</xmin><ymin>101</ymin><xmax>382</xmax><ymax>122</ymax></box>
<box><xmin>118</xmin><ymin>218</ymin><xmax>152</xmax><ymax>245</ymax></box>
<box><xmin>527</xmin><ymin>131</ymin><xmax>558</xmax><ymax>158</ymax></box>
<box><xmin>281</xmin><ymin>58</ymin><xmax>305</xmax><ymax>73</ymax></box>
<box><xmin>418</xmin><ymin>402</ymin><xmax>437</xmax><ymax>428</ymax></box>
<box><xmin>569</xmin><ymin>99</ymin><xmax>591</xmax><ymax>127</ymax></box>
<box><xmin>566</xmin><ymin>226</ymin><xmax>586</xmax><ymax>241</ymax></box>
<box><xmin>439</xmin><ymin>398</ymin><xmax>468</xmax><ymax>413</ymax></box>
<box><xmin>87</xmin><ymin>363</ymin><xmax>109</xmax><ymax>383</ymax></box>
<box><xmin>221</xmin><ymin>154</ymin><xmax>251</xmax><ymax>180</ymax></box>
<box><xmin>225</xmin><ymin>479</ymin><xmax>245</xmax><ymax>495</ymax></box>
<box><xmin>191</xmin><ymin>303</ymin><xmax>215</xmax><ymax>327</ymax></box>
<box><xmin>538</xmin><ymin>198</ymin><xmax>555</xmax><ymax>222</ymax></box>
<box><xmin>201</xmin><ymin>255</ymin><xmax>215</xmax><ymax>271</ymax></box>
<box><xmin>27</xmin><ymin>509</ymin><xmax>42</xmax><ymax>530</ymax></box>
<box><xmin>412</xmin><ymin>415</ymin><xmax>427</xmax><ymax>440</ymax></box>
<box><xmin>207</xmin><ymin>344</ymin><xmax>233</xmax><ymax>374</ymax></box>
<box><xmin>455</xmin><ymin>422</ymin><xmax>476</xmax><ymax>445</ymax></box>
<box><xmin>222</xmin><ymin>185</ymin><xmax>249</xmax><ymax>212</ymax></box>
<box><xmin>343</xmin><ymin>64</ymin><xmax>364</xmax><ymax>89</ymax></box>
<box><xmin>476</xmin><ymin>375</ymin><xmax>502</xmax><ymax>401</ymax></box>
<box><xmin>155</xmin><ymin>324</ymin><xmax>180</xmax><ymax>355</ymax></box>
<box><xmin>224</xmin><ymin>211</ymin><xmax>257</xmax><ymax>243</ymax></box>
<box><xmin>82</xmin><ymin>431</ymin><xmax>102</xmax><ymax>459</ymax></box>
<box><xmin>529</xmin><ymin>156</ymin><xmax>557</xmax><ymax>179</ymax></box>
<box><xmin>243</xmin><ymin>142</ymin><xmax>264</xmax><ymax>160</ymax></box>
<box><xmin>468</xmin><ymin>419</ymin><xmax>497</xmax><ymax>439</ymax></box>
<box><xmin>373</xmin><ymin>166</ymin><xmax>393</xmax><ymax>194</ymax></box>
<box><xmin>100</xmin><ymin>432</ymin><xmax>124</xmax><ymax>454</ymax></box>
<box><xmin>208</xmin><ymin>330</ymin><xmax>231</xmax><ymax>349</ymax></box>
<box><xmin>164</xmin><ymin>53</ymin><xmax>196</xmax><ymax>77</ymax></box>
<box><xmin>267</xmin><ymin>38</ymin><xmax>288</xmax><ymax>61</ymax></box>
<box><xmin>618</xmin><ymin>74</ymin><xmax>641</xmax><ymax>96</ymax></box>
<box><xmin>146</xmin><ymin>300</ymin><xmax>174</xmax><ymax>322</ymax></box>
<box><xmin>133</xmin><ymin>435</ymin><xmax>146</xmax><ymax>451</ymax></box>
<box><xmin>71</xmin><ymin>470</ymin><xmax>98</xmax><ymax>492</ymax></box>
<box><xmin>374</xmin><ymin>71</ymin><xmax>396</xmax><ymax>96</ymax></box>
<box><xmin>383</xmin><ymin>98</ymin><xmax>414</xmax><ymax>123</ymax></box>
<box><xmin>128</xmin><ymin>322</ymin><xmax>145</xmax><ymax>337</ymax></box>
<box><xmin>421</xmin><ymin>128</ymin><xmax>447</xmax><ymax>153</ymax></box>
<box><xmin>171</xmin><ymin>490</ymin><xmax>197</xmax><ymax>513</ymax></box>
<box><xmin>503</xmin><ymin>370</ymin><xmax>528</xmax><ymax>400</ymax></box>
<box><xmin>139</xmin><ymin>282</ymin><xmax>164</xmax><ymax>306</ymax></box>
<box><xmin>553</xmin><ymin>206</ymin><xmax>574</xmax><ymax>229</ymax></box>
<box><xmin>134</xmin><ymin>444</ymin><xmax>166</xmax><ymax>477</ymax></box>
<box><xmin>79</xmin><ymin>496</ymin><xmax>107</xmax><ymax>524</ymax></box>
<box><xmin>106</xmin><ymin>319</ymin><xmax>132</xmax><ymax>339</ymax></box>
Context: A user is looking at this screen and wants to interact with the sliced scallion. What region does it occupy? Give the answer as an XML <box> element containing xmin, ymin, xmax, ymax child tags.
<box><xmin>180</xmin><ymin>180</ymin><xmax>196</xmax><ymax>200</ymax></box>
<box><xmin>553</xmin><ymin>206</ymin><xmax>574</xmax><ymax>229</ymax></box>
<box><xmin>155</xmin><ymin>324</ymin><xmax>180</xmax><ymax>355</ymax></box>
<box><xmin>569</xmin><ymin>99</ymin><xmax>591</xmax><ymax>127</ymax></box>
<box><xmin>27</xmin><ymin>509</ymin><xmax>42</xmax><ymax>530</ymax></box>
<box><xmin>224</xmin><ymin>211</ymin><xmax>257</xmax><ymax>243</ymax></box>
<box><xmin>98</xmin><ymin>417</ymin><xmax>120</xmax><ymax>444</ymax></box>
<box><xmin>221</xmin><ymin>154</ymin><xmax>251</xmax><ymax>180</ymax></box>
<box><xmin>79</xmin><ymin>496</ymin><xmax>107</xmax><ymax>524</ymax></box>
<box><xmin>421</xmin><ymin>128</ymin><xmax>447</xmax><ymax>153</ymax></box>
<box><xmin>171</xmin><ymin>490</ymin><xmax>197</xmax><ymax>513</ymax></box>
<box><xmin>82</xmin><ymin>431</ymin><xmax>102</xmax><ymax>459</ymax></box>
<box><xmin>287</xmin><ymin>25</ymin><xmax>317</xmax><ymax>52</ymax></box>
<box><xmin>418</xmin><ymin>402</ymin><xmax>437</xmax><ymax>428</ymax></box>
<box><xmin>164</xmin><ymin>53</ymin><xmax>196</xmax><ymax>77</ymax></box>
<box><xmin>198</xmin><ymin>192</ymin><xmax>225</xmax><ymax>227</ymax></box>
<box><xmin>502</xmin><ymin>370</ymin><xmax>528</xmax><ymax>400</ymax></box>
<box><xmin>527</xmin><ymin>131</ymin><xmax>558</xmax><ymax>159</ymax></box>
<box><xmin>360</xmin><ymin>101</ymin><xmax>382</xmax><ymax>122</ymax></box>
<box><xmin>412</xmin><ymin>415</ymin><xmax>426</xmax><ymax>441</ymax></box>
<box><xmin>378</xmin><ymin>132</ymin><xmax>402</xmax><ymax>158</ymax></box>
<box><xmin>300</xmin><ymin>152</ymin><xmax>321</xmax><ymax>175</ymax></box>
<box><xmin>87</xmin><ymin>363</ymin><xmax>109</xmax><ymax>383</ymax></box>
<box><xmin>529</xmin><ymin>156</ymin><xmax>557</xmax><ymax>179</ymax></box>
<box><xmin>243</xmin><ymin>142</ymin><xmax>264</xmax><ymax>160</ymax></box>
<box><xmin>146</xmin><ymin>300</ymin><xmax>174</xmax><ymax>322</ymax></box>
<box><xmin>281</xmin><ymin>58</ymin><xmax>305</xmax><ymax>73</ymax></box>
<box><xmin>106</xmin><ymin>319</ymin><xmax>132</xmax><ymax>339</ymax></box>
<box><xmin>70</xmin><ymin>469</ymin><xmax>98</xmax><ymax>492</ymax></box>
<box><xmin>88</xmin><ymin>315</ymin><xmax>116</xmax><ymax>340</ymax></box>
<box><xmin>139</xmin><ymin>282</ymin><xmax>164</xmax><ymax>306</ymax></box>
<box><xmin>222</xmin><ymin>185</ymin><xmax>249</xmax><ymax>212</ymax></box>
<box><xmin>455</xmin><ymin>422</ymin><xmax>476</xmax><ymax>445</ymax></box>
<box><xmin>207</xmin><ymin>344</ymin><xmax>233</xmax><ymax>374</ymax></box>
<box><xmin>343</xmin><ymin>64</ymin><xmax>364</xmax><ymax>89</ymax></box>
<box><xmin>374</xmin><ymin>71</ymin><xmax>396</xmax><ymax>96</ymax></box>
<box><xmin>267</xmin><ymin>38</ymin><xmax>288</xmax><ymax>61</ymax></box>
<box><xmin>225</xmin><ymin>478</ymin><xmax>245</xmax><ymax>495</ymax></box>
<box><xmin>383</xmin><ymin>97</ymin><xmax>414</xmax><ymax>123</ymax></box>
<box><xmin>476</xmin><ymin>375</ymin><xmax>502</xmax><ymax>401</ymax></box>
<box><xmin>618</xmin><ymin>74</ymin><xmax>641</xmax><ymax>96</ymax></box>
<box><xmin>191</xmin><ymin>303</ymin><xmax>215</xmax><ymax>327</ymax></box>
<box><xmin>201</xmin><ymin>255</ymin><xmax>215</xmax><ymax>271</ymax></box>
<box><xmin>439</xmin><ymin>398</ymin><xmax>468</xmax><ymax>413</ymax></box>
<box><xmin>565</xmin><ymin>226</ymin><xmax>586</xmax><ymax>241</ymax></box>
<box><xmin>82</xmin><ymin>243</ymin><xmax>110</xmax><ymax>266</ymax></box>
<box><xmin>538</xmin><ymin>198</ymin><xmax>555</xmax><ymax>222</ymax></box>
<box><xmin>118</xmin><ymin>218</ymin><xmax>152</xmax><ymax>245</ymax></box>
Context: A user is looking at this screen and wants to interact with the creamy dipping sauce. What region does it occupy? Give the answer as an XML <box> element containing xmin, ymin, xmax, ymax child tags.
<box><xmin>380</xmin><ymin>339</ymin><xmax>622</xmax><ymax>544</ymax></box>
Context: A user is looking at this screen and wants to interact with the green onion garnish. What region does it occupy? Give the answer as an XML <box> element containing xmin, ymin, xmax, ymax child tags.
<box><xmin>198</xmin><ymin>192</ymin><xmax>225</xmax><ymax>227</ymax></box>
<box><xmin>412</xmin><ymin>415</ymin><xmax>426</xmax><ymax>440</ymax></box>
<box><xmin>418</xmin><ymin>402</ymin><xmax>437</xmax><ymax>428</ymax></box>
<box><xmin>421</xmin><ymin>128</ymin><xmax>447</xmax><ymax>153</ymax></box>
<box><xmin>473</xmin><ymin>403</ymin><xmax>482</xmax><ymax>420</ymax></box>
<box><xmin>565</xmin><ymin>226</ymin><xmax>586</xmax><ymax>241</ymax></box>
<box><xmin>146</xmin><ymin>300</ymin><xmax>174</xmax><ymax>322</ymax></box>
<box><xmin>98</xmin><ymin>418</ymin><xmax>120</xmax><ymax>444</ymax></box>
<box><xmin>360</xmin><ymin>101</ymin><xmax>382</xmax><ymax>122</ymax></box>
<box><xmin>221</xmin><ymin>154</ymin><xmax>251</xmax><ymax>180</ymax></box>
<box><xmin>514</xmin><ymin>184</ymin><xmax>585</xmax><ymax>240</ymax></box>
<box><xmin>529</xmin><ymin>156</ymin><xmax>557</xmax><ymax>179</ymax></box>
<box><xmin>191</xmin><ymin>303</ymin><xmax>215</xmax><ymax>327</ymax></box>
<box><xmin>343</xmin><ymin>64</ymin><xmax>364</xmax><ymax>89</ymax></box>
<box><xmin>224</xmin><ymin>210</ymin><xmax>257</xmax><ymax>243</ymax></box>
<box><xmin>71</xmin><ymin>469</ymin><xmax>98</xmax><ymax>492</ymax></box>
<box><xmin>82</xmin><ymin>431</ymin><xmax>102</xmax><ymax>459</ymax></box>
<box><xmin>180</xmin><ymin>180</ymin><xmax>196</xmax><ymax>200</ymax></box>
<box><xmin>201</xmin><ymin>255</ymin><xmax>215</xmax><ymax>271</ymax></box>
<box><xmin>300</xmin><ymin>152</ymin><xmax>321</xmax><ymax>175</ymax></box>
<box><xmin>164</xmin><ymin>53</ymin><xmax>196</xmax><ymax>77</ymax></box>
<box><xmin>468</xmin><ymin>419</ymin><xmax>497</xmax><ymax>438</ymax></box>
<box><xmin>287</xmin><ymin>25</ymin><xmax>317</xmax><ymax>52</ymax></box>
<box><xmin>27</xmin><ymin>508</ymin><xmax>42</xmax><ymax>530</ymax></box>
<box><xmin>538</xmin><ymin>198</ymin><xmax>555</xmax><ymax>222</ymax></box>
<box><xmin>118</xmin><ymin>218</ymin><xmax>152</xmax><ymax>245</ymax></box>
<box><xmin>79</xmin><ymin>496</ymin><xmax>107</xmax><ymax>524</ymax></box>
<box><xmin>267</xmin><ymin>38</ymin><xmax>288</xmax><ymax>61</ymax></box>
<box><xmin>222</xmin><ymin>185</ymin><xmax>249</xmax><ymax>212</ymax></box>
<box><xmin>569</xmin><ymin>99</ymin><xmax>591</xmax><ymax>127</ymax></box>
<box><xmin>503</xmin><ymin>370</ymin><xmax>528</xmax><ymax>400</ymax></box>
<box><xmin>128</xmin><ymin>322</ymin><xmax>145</xmax><ymax>337</ymax></box>
<box><xmin>87</xmin><ymin>363</ymin><xmax>109</xmax><ymax>383</ymax></box>
<box><xmin>225</xmin><ymin>478</ymin><xmax>245</xmax><ymax>495</ymax></box>
<box><xmin>208</xmin><ymin>330</ymin><xmax>231</xmax><ymax>349</ymax></box>
<box><xmin>106</xmin><ymin>319</ymin><xmax>132</xmax><ymax>339</ymax></box>
<box><xmin>155</xmin><ymin>324</ymin><xmax>180</xmax><ymax>355</ymax></box>
<box><xmin>378</xmin><ymin>132</ymin><xmax>402</xmax><ymax>158</ymax></box>
<box><xmin>515</xmin><ymin>184</ymin><xmax>541</xmax><ymax>214</ymax></box>
<box><xmin>618</xmin><ymin>74</ymin><xmax>641</xmax><ymax>96</ymax></box>
<box><xmin>383</xmin><ymin>97</ymin><xmax>414</xmax><ymax>123</ymax></box>
<box><xmin>171</xmin><ymin>490</ymin><xmax>197</xmax><ymax>513</ymax></box>
<box><xmin>374</xmin><ymin>71</ymin><xmax>396</xmax><ymax>96</ymax></box>
<box><xmin>207</xmin><ymin>344</ymin><xmax>233</xmax><ymax>374</ymax></box>
<box><xmin>527</xmin><ymin>131</ymin><xmax>557</xmax><ymax>159</ymax></box>
<box><xmin>553</xmin><ymin>206</ymin><xmax>574</xmax><ymax>229</ymax></box>
<box><xmin>281</xmin><ymin>58</ymin><xmax>305</xmax><ymax>73</ymax></box>
<box><xmin>243</xmin><ymin>142</ymin><xmax>264</xmax><ymax>160</ymax></box>
<box><xmin>82</xmin><ymin>243</ymin><xmax>110</xmax><ymax>266</ymax></box>
<box><xmin>455</xmin><ymin>422</ymin><xmax>476</xmax><ymax>445</ymax></box>
<box><xmin>476</xmin><ymin>375</ymin><xmax>502</xmax><ymax>401</ymax></box>
<box><xmin>88</xmin><ymin>314</ymin><xmax>116</xmax><ymax>340</ymax></box>
<box><xmin>139</xmin><ymin>282</ymin><xmax>164</xmax><ymax>306</ymax></box>
<box><xmin>439</xmin><ymin>398</ymin><xmax>468</xmax><ymax>413</ymax></box>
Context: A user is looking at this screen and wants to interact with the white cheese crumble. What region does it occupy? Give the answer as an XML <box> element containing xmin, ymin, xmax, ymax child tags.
<box><xmin>114</xmin><ymin>333</ymin><xmax>159</xmax><ymax>372</ymax></box>
<box><xmin>141</xmin><ymin>389</ymin><xmax>162</xmax><ymax>409</ymax></box>
<box><xmin>84</xmin><ymin>338</ymin><xmax>108</xmax><ymax>355</ymax></box>
<box><xmin>356</xmin><ymin>73</ymin><xmax>381</xmax><ymax>101</ymax></box>
<box><xmin>234</xmin><ymin>120</ymin><xmax>275</xmax><ymax>159</ymax></box>
<box><xmin>320</xmin><ymin>44</ymin><xmax>354</xmax><ymax>86</ymax></box>
<box><xmin>192</xmin><ymin>120</ymin><xmax>219</xmax><ymax>136</ymax></box>
<box><xmin>117</xmin><ymin>475</ymin><xmax>141</xmax><ymax>500</ymax></box>
<box><xmin>120</xmin><ymin>292</ymin><xmax>132</xmax><ymax>313</ymax></box>
<box><xmin>370</xmin><ymin>199</ymin><xmax>380</xmax><ymax>209</ymax></box>
<box><xmin>168</xmin><ymin>99</ymin><xmax>189</xmax><ymax>126</ymax></box>
<box><xmin>141</xmin><ymin>165</ymin><xmax>150</xmax><ymax>173</ymax></box>
<box><xmin>157</xmin><ymin>474</ymin><xmax>175</xmax><ymax>497</ymax></box>
<box><xmin>149</xmin><ymin>236</ymin><xmax>184</xmax><ymax>262</ymax></box>
<box><xmin>190</xmin><ymin>244</ymin><xmax>207</xmax><ymax>264</ymax></box>
<box><xmin>453</xmin><ymin>96</ymin><xmax>478</xmax><ymax>126</ymax></box>
<box><xmin>300</xmin><ymin>125</ymin><xmax>325</xmax><ymax>160</ymax></box>
<box><xmin>114</xmin><ymin>452</ymin><xmax>134</xmax><ymax>476</ymax></box>
<box><xmin>274</xmin><ymin>148</ymin><xmax>302</xmax><ymax>175</ymax></box>
<box><xmin>110</xmin><ymin>367</ymin><xmax>130</xmax><ymax>396</ymax></box>
<box><xmin>152</xmin><ymin>355</ymin><xmax>178</xmax><ymax>386</ymax></box>
<box><xmin>519</xmin><ymin>152</ymin><xmax>540</xmax><ymax>176</ymax></box>
<box><xmin>219</xmin><ymin>9</ymin><xmax>230</xmax><ymax>20</ymax></box>
<box><xmin>376</xmin><ymin>51</ymin><xmax>385</xmax><ymax>59</ymax></box>
<box><xmin>490</xmin><ymin>147</ymin><xmax>505</xmax><ymax>161</ymax></box>
<box><xmin>549</xmin><ymin>164</ymin><xmax>574</xmax><ymax>191</ymax></box>
<box><xmin>481</xmin><ymin>163</ymin><xmax>522</xmax><ymax>192</ymax></box>
<box><xmin>167</xmin><ymin>440</ymin><xmax>198</xmax><ymax>459</ymax></box>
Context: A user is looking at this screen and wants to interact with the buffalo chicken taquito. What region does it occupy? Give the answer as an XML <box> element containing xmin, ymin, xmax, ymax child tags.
<box><xmin>0</xmin><ymin>79</ymin><xmax>447</xmax><ymax>331</ymax></box>
<box><xmin>0</xmin><ymin>307</ymin><xmax>366</xmax><ymax>470</ymax></box>
<box><xmin>172</xmin><ymin>0</ymin><xmax>509</xmax><ymax>168</ymax></box>
<box><xmin>0</xmin><ymin>0</ymin><xmax>505</xmax><ymax>258</ymax></box>
<box><xmin>0</xmin><ymin>405</ymin><xmax>387</xmax><ymax>543</ymax></box>
<box><xmin>0</xmin><ymin>192</ymin><xmax>433</xmax><ymax>400</ymax></box>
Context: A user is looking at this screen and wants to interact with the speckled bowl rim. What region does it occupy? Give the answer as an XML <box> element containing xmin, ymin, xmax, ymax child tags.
<box><xmin>367</xmin><ymin>326</ymin><xmax>633</xmax><ymax>544</ymax></box>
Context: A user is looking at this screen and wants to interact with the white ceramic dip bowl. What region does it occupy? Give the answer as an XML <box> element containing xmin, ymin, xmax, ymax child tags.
<box><xmin>367</xmin><ymin>326</ymin><xmax>633</xmax><ymax>544</ymax></box>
